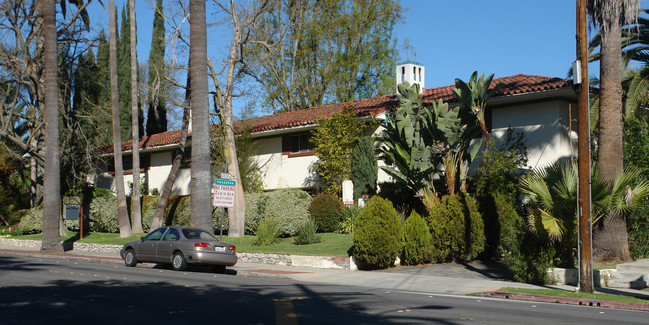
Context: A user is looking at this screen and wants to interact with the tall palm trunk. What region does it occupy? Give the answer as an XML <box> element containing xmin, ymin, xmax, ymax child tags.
<box><xmin>109</xmin><ymin>0</ymin><xmax>132</xmax><ymax>237</ymax></box>
<box><xmin>151</xmin><ymin>60</ymin><xmax>191</xmax><ymax>231</ymax></box>
<box><xmin>129</xmin><ymin>0</ymin><xmax>143</xmax><ymax>233</ymax></box>
<box><xmin>587</xmin><ymin>0</ymin><xmax>640</xmax><ymax>262</ymax></box>
<box><xmin>189</xmin><ymin>0</ymin><xmax>213</xmax><ymax>232</ymax></box>
<box><xmin>41</xmin><ymin>0</ymin><xmax>63</xmax><ymax>253</ymax></box>
<box><xmin>594</xmin><ymin>16</ymin><xmax>630</xmax><ymax>262</ymax></box>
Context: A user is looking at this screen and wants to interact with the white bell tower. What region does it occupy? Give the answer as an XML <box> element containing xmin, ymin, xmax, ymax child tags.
<box><xmin>395</xmin><ymin>61</ymin><xmax>425</xmax><ymax>94</ymax></box>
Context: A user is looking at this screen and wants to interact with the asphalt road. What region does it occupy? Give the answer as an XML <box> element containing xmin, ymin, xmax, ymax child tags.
<box><xmin>1</xmin><ymin>255</ymin><xmax>647</xmax><ymax>324</ymax></box>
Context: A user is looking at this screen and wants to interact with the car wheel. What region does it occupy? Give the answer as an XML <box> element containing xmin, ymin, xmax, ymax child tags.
<box><xmin>211</xmin><ymin>265</ymin><xmax>226</xmax><ymax>274</ymax></box>
<box><xmin>124</xmin><ymin>249</ymin><xmax>137</xmax><ymax>267</ymax></box>
<box><xmin>172</xmin><ymin>252</ymin><xmax>187</xmax><ymax>271</ymax></box>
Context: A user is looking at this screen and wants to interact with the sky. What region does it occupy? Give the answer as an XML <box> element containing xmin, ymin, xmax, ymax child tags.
<box><xmin>85</xmin><ymin>0</ymin><xmax>648</xmax><ymax>115</ymax></box>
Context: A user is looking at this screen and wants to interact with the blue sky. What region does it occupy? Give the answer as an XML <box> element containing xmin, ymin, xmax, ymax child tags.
<box><xmin>86</xmin><ymin>0</ymin><xmax>647</xmax><ymax>108</ymax></box>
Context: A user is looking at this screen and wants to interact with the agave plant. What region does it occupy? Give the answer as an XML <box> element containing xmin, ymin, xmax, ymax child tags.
<box><xmin>521</xmin><ymin>161</ymin><xmax>649</xmax><ymax>242</ymax></box>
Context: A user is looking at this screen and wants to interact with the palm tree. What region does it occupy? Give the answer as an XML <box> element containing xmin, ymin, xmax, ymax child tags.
<box><xmin>109</xmin><ymin>0</ymin><xmax>132</xmax><ymax>237</ymax></box>
<box><xmin>41</xmin><ymin>0</ymin><xmax>63</xmax><ymax>253</ymax></box>
<box><xmin>129</xmin><ymin>0</ymin><xmax>143</xmax><ymax>233</ymax></box>
<box><xmin>189</xmin><ymin>0</ymin><xmax>213</xmax><ymax>232</ymax></box>
<box><xmin>521</xmin><ymin>161</ymin><xmax>649</xmax><ymax>266</ymax></box>
<box><xmin>587</xmin><ymin>0</ymin><xmax>641</xmax><ymax>262</ymax></box>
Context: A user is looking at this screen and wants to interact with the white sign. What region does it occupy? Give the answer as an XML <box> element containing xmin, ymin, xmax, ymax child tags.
<box><xmin>213</xmin><ymin>179</ymin><xmax>236</xmax><ymax>208</ymax></box>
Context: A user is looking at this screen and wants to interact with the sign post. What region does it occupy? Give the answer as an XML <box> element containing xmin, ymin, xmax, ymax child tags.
<box><xmin>213</xmin><ymin>177</ymin><xmax>236</xmax><ymax>240</ymax></box>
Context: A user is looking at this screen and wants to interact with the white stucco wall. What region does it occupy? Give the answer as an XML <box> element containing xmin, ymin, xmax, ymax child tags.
<box><xmin>254</xmin><ymin>136</ymin><xmax>319</xmax><ymax>190</ymax></box>
<box><xmin>490</xmin><ymin>100</ymin><xmax>577</xmax><ymax>170</ymax></box>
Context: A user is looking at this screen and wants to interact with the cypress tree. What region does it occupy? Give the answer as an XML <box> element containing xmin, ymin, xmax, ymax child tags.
<box><xmin>96</xmin><ymin>30</ymin><xmax>111</xmax><ymax>108</ymax></box>
<box><xmin>146</xmin><ymin>0</ymin><xmax>167</xmax><ymax>135</ymax></box>
<box><xmin>117</xmin><ymin>3</ymin><xmax>144</xmax><ymax>140</ymax></box>
<box><xmin>351</xmin><ymin>136</ymin><xmax>378</xmax><ymax>200</ymax></box>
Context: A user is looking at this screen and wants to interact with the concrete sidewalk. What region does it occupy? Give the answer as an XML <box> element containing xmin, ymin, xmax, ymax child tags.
<box><xmin>1</xmin><ymin>241</ymin><xmax>648</xmax><ymax>311</ymax></box>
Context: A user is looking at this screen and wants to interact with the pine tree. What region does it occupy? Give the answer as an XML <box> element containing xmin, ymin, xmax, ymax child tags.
<box><xmin>146</xmin><ymin>0</ymin><xmax>167</xmax><ymax>135</ymax></box>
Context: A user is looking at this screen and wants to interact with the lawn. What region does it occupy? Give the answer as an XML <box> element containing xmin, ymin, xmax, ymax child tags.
<box><xmin>12</xmin><ymin>231</ymin><xmax>354</xmax><ymax>257</ymax></box>
<box><xmin>496</xmin><ymin>287</ymin><xmax>649</xmax><ymax>305</ymax></box>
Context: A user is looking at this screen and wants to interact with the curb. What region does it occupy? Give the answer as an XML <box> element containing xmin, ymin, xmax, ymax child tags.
<box><xmin>0</xmin><ymin>249</ymin><xmax>297</xmax><ymax>280</ymax></box>
<box><xmin>488</xmin><ymin>291</ymin><xmax>649</xmax><ymax>312</ymax></box>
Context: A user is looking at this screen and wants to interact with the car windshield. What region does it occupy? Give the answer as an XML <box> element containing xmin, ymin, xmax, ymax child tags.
<box><xmin>182</xmin><ymin>228</ymin><xmax>218</xmax><ymax>241</ymax></box>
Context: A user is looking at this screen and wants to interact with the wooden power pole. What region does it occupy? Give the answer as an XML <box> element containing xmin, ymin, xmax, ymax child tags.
<box><xmin>576</xmin><ymin>0</ymin><xmax>594</xmax><ymax>294</ymax></box>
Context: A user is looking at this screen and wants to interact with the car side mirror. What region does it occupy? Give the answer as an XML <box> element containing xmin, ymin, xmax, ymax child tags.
<box><xmin>141</xmin><ymin>236</ymin><xmax>146</xmax><ymax>241</ymax></box>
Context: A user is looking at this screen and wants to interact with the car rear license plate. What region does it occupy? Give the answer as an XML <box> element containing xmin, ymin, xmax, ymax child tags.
<box><xmin>215</xmin><ymin>247</ymin><xmax>226</xmax><ymax>252</ymax></box>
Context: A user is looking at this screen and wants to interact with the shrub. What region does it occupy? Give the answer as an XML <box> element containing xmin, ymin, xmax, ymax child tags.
<box><xmin>246</xmin><ymin>189</ymin><xmax>311</xmax><ymax>237</ymax></box>
<box><xmin>353</xmin><ymin>196</ymin><xmax>404</xmax><ymax>269</ymax></box>
<box><xmin>495</xmin><ymin>193</ymin><xmax>553</xmax><ymax>284</ymax></box>
<box><xmin>254</xmin><ymin>218</ymin><xmax>281</xmax><ymax>246</ymax></box>
<box><xmin>309</xmin><ymin>193</ymin><xmax>344</xmax><ymax>233</ymax></box>
<box><xmin>402</xmin><ymin>211</ymin><xmax>433</xmax><ymax>265</ymax></box>
<box><xmin>293</xmin><ymin>220</ymin><xmax>321</xmax><ymax>245</ymax></box>
<box><xmin>338</xmin><ymin>205</ymin><xmax>361</xmax><ymax>234</ymax></box>
<box><xmin>89</xmin><ymin>196</ymin><xmax>119</xmax><ymax>233</ymax></box>
<box><xmin>351</xmin><ymin>136</ymin><xmax>378</xmax><ymax>200</ymax></box>
<box><xmin>244</xmin><ymin>192</ymin><xmax>269</xmax><ymax>234</ymax></box>
<box><xmin>17</xmin><ymin>207</ymin><xmax>43</xmax><ymax>235</ymax></box>
<box><xmin>428</xmin><ymin>193</ymin><xmax>485</xmax><ymax>262</ymax></box>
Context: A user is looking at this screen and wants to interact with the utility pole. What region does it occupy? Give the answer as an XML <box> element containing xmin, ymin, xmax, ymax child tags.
<box><xmin>576</xmin><ymin>0</ymin><xmax>594</xmax><ymax>294</ymax></box>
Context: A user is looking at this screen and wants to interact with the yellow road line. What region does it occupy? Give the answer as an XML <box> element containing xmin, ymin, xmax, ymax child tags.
<box><xmin>274</xmin><ymin>298</ymin><xmax>300</xmax><ymax>325</ymax></box>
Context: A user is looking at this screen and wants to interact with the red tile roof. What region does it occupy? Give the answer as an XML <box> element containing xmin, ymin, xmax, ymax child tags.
<box><xmin>107</xmin><ymin>74</ymin><xmax>571</xmax><ymax>153</ymax></box>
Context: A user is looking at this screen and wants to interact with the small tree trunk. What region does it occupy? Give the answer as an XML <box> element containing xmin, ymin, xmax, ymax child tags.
<box><xmin>151</xmin><ymin>61</ymin><xmax>191</xmax><ymax>231</ymax></box>
<box><xmin>129</xmin><ymin>0</ymin><xmax>143</xmax><ymax>233</ymax></box>
<box><xmin>109</xmin><ymin>0</ymin><xmax>132</xmax><ymax>237</ymax></box>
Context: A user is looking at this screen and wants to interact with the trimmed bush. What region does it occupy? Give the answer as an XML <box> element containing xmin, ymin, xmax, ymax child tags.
<box><xmin>245</xmin><ymin>189</ymin><xmax>311</xmax><ymax>237</ymax></box>
<box><xmin>353</xmin><ymin>196</ymin><xmax>404</xmax><ymax>269</ymax></box>
<box><xmin>309</xmin><ymin>193</ymin><xmax>344</xmax><ymax>233</ymax></box>
<box><xmin>17</xmin><ymin>207</ymin><xmax>43</xmax><ymax>235</ymax></box>
<box><xmin>402</xmin><ymin>211</ymin><xmax>433</xmax><ymax>265</ymax></box>
<box><xmin>254</xmin><ymin>218</ymin><xmax>281</xmax><ymax>246</ymax></box>
<box><xmin>294</xmin><ymin>220</ymin><xmax>321</xmax><ymax>245</ymax></box>
<box><xmin>90</xmin><ymin>196</ymin><xmax>119</xmax><ymax>233</ymax></box>
<box><xmin>428</xmin><ymin>193</ymin><xmax>485</xmax><ymax>262</ymax></box>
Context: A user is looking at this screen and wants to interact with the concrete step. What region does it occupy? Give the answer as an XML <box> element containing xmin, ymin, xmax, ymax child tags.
<box><xmin>607</xmin><ymin>277</ymin><xmax>647</xmax><ymax>289</ymax></box>
<box><xmin>616</xmin><ymin>261</ymin><xmax>649</xmax><ymax>274</ymax></box>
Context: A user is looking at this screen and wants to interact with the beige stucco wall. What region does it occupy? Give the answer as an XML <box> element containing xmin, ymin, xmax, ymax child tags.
<box><xmin>490</xmin><ymin>100</ymin><xmax>577</xmax><ymax>170</ymax></box>
<box><xmin>254</xmin><ymin>137</ymin><xmax>320</xmax><ymax>190</ymax></box>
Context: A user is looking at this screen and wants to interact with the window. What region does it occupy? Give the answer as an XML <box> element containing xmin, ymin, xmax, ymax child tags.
<box><xmin>107</xmin><ymin>153</ymin><xmax>151</xmax><ymax>173</ymax></box>
<box><xmin>163</xmin><ymin>228</ymin><xmax>179</xmax><ymax>241</ymax></box>
<box><xmin>145</xmin><ymin>228</ymin><xmax>166</xmax><ymax>241</ymax></box>
<box><xmin>282</xmin><ymin>133</ymin><xmax>315</xmax><ymax>157</ymax></box>
<box><xmin>291</xmin><ymin>134</ymin><xmax>314</xmax><ymax>153</ymax></box>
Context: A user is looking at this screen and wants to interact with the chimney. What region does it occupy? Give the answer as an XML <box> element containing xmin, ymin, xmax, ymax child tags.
<box><xmin>395</xmin><ymin>61</ymin><xmax>425</xmax><ymax>94</ymax></box>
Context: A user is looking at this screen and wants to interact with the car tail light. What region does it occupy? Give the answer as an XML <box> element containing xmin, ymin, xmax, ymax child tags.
<box><xmin>229</xmin><ymin>245</ymin><xmax>236</xmax><ymax>251</ymax></box>
<box><xmin>194</xmin><ymin>242</ymin><xmax>209</xmax><ymax>247</ymax></box>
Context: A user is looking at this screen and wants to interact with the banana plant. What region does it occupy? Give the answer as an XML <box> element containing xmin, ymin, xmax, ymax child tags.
<box><xmin>453</xmin><ymin>72</ymin><xmax>502</xmax><ymax>140</ymax></box>
<box><xmin>378</xmin><ymin>82</ymin><xmax>436</xmax><ymax>195</ymax></box>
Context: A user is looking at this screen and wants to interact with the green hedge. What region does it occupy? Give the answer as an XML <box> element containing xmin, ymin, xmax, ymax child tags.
<box><xmin>428</xmin><ymin>192</ymin><xmax>485</xmax><ymax>262</ymax></box>
<box><xmin>353</xmin><ymin>196</ymin><xmax>404</xmax><ymax>269</ymax></box>
<box><xmin>402</xmin><ymin>211</ymin><xmax>433</xmax><ymax>265</ymax></box>
<box><xmin>309</xmin><ymin>193</ymin><xmax>344</xmax><ymax>233</ymax></box>
<box><xmin>245</xmin><ymin>189</ymin><xmax>312</xmax><ymax>237</ymax></box>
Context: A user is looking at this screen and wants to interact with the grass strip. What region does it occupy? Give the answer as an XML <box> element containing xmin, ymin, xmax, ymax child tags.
<box><xmin>497</xmin><ymin>287</ymin><xmax>649</xmax><ymax>305</ymax></box>
<box><xmin>13</xmin><ymin>232</ymin><xmax>353</xmax><ymax>257</ymax></box>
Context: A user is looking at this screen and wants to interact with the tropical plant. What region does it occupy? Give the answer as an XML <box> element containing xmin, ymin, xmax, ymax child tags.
<box><xmin>254</xmin><ymin>218</ymin><xmax>281</xmax><ymax>246</ymax></box>
<box><xmin>453</xmin><ymin>72</ymin><xmax>503</xmax><ymax>140</ymax></box>
<box><xmin>378</xmin><ymin>82</ymin><xmax>436</xmax><ymax>196</ymax></box>
<box><xmin>521</xmin><ymin>161</ymin><xmax>649</xmax><ymax>266</ymax></box>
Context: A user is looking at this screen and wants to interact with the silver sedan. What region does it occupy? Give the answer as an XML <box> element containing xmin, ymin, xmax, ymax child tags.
<box><xmin>120</xmin><ymin>226</ymin><xmax>237</xmax><ymax>272</ymax></box>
